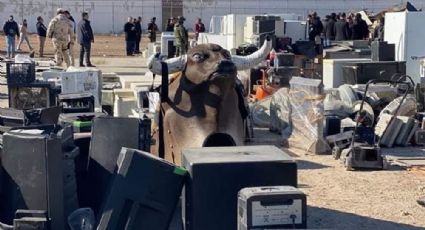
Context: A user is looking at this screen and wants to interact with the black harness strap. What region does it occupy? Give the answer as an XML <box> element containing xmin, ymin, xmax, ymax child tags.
<box><xmin>158</xmin><ymin>62</ymin><xmax>168</xmax><ymax>159</ymax></box>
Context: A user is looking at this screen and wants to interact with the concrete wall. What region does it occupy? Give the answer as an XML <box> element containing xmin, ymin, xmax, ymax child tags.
<box><xmin>0</xmin><ymin>0</ymin><xmax>162</xmax><ymax>34</ymax></box>
<box><xmin>0</xmin><ymin>0</ymin><xmax>424</xmax><ymax>34</ymax></box>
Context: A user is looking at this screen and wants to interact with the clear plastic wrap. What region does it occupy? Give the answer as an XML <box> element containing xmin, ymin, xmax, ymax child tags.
<box><xmin>287</xmin><ymin>77</ymin><xmax>330</xmax><ymax>154</ymax></box>
<box><xmin>251</xmin><ymin>96</ymin><xmax>272</xmax><ymax>128</ymax></box>
<box><xmin>269</xmin><ymin>88</ymin><xmax>292</xmax><ymax>138</ymax></box>
<box><xmin>68</xmin><ymin>208</ymin><xmax>95</xmax><ymax>230</ymax></box>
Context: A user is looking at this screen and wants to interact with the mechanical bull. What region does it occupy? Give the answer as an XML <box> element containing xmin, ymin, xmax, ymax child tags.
<box><xmin>148</xmin><ymin>38</ymin><xmax>272</xmax><ymax>165</ymax></box>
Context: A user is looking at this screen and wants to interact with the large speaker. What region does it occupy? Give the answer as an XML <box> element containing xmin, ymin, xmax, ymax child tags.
<box><xmin>87</xmin><ymin>117</ymin><xmax>151</xmax><ymax>215</ymax></box>
<box><xmin>97</xmin><ymin>148</ymin><xmax>187</xmax><ymax>230</ymax></box>
<box><xmin>182</xmin><ymin>145</ymin><xmax>297</xmax><ymax>230</ymax></box>
<box><xmin>342</xmin><ymin>61</ymin><xmax>406</xmax><ymax>85</ymax></box>
<box><xmin>0</xmin><ymin>127</ymin><xmax>65</xmax><ymax>229</ymax></box>
<box><xmin>371</xmin><ymin>41</ymin><xmax>395</xmax><ymax>61</ymax></box>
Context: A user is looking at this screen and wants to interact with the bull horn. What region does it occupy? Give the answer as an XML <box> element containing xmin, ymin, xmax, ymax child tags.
<box><xmin>231</xmin><ymin>37</ymin><xmax>273</xmax><ymax>70</ymax></box>
<box><xmin>148</xmin><ymin>55</ymin><xmax>187</xmax><ymax>75</ymax></box>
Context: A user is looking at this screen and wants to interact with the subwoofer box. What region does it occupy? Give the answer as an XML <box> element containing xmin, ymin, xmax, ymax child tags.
<box><xmin>97</xmin><ymin>148</ymin><xmax>187</xmax><ymax>230</ymax></box>
<box><xmin>0</xmin><ymin>128</ymin><xmax>64</xmax><ymax>229</ymax></box>
<box><xmin>182</xmin><ymin>145</ymin><xmax>297</xmax><ymax>230</ymax></box>
<box><xmin>342</xmin><ymin>61</ymin><xmax>406</xmax><ymax>85</ymax></box>
<box><xmin>87</xmin><ymin>117</ymin><xmax>151</xmax><ymax>215</ymax></box>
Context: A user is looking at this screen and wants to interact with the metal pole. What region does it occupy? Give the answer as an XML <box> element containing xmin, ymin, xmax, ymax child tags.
<box><xmin>112</xmin><ymin>2</ymin><xmax>115</xmax><ymax>33</ymax></box>
<box><xmin>21</xmin><ymin>0</ymin><xmax>24</xmax><ymax>22</ymax></box>
<box><xmin>201</xmin><ymin>0</ymin><xmax>203</xmax><ymax>18</ymax></box>
<box><xmin>171</xmin><ymin>0</ymin><xmax>173</xmax><ymax>18</ymax></box>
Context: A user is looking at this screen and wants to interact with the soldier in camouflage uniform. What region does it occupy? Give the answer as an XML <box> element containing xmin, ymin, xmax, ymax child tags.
<box><xmin>47</xmin><ymin>8</ymin><xmax>74</xmax><ymax>67</ymax></box>
<box><xmin>174</xmin><ymin>16</ymin><xmax>188</xmax><ymax>57</ymax></box>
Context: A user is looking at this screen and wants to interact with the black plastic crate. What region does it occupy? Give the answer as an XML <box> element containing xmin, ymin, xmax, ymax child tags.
<box><xmin>6</xmin><ymin>62</ymin><xmax>36</xmax><ymax>86</ymax></box>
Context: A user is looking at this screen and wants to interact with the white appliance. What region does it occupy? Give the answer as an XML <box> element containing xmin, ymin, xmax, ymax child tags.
<box><xmin>61</xmin><ymin>68</ymin><xmax>102</xmax><ymax>110</ymax></box>
<box><xmin>385</xmin><ymin>11</ymin><xmax>425</xmax><ymax>84</ymax></box>
<box><xmin>283</xmin><ymin>20</ymin><xmax>307</xmax><ymax>41</ymax></box>
<box><xmin>199</xmin><ymin>14</ymin><xmax>249</xmax><ymax>52</ymax></box>
<box><xmin>243</xmin><ymin>16</ymin><xmax>284</xmax><ymax>44</ymax></box>
<box><xmin>160</xmin><ymin>32</ymin><xmax>176</xmax><ymax>58</ymax></box>
<box><xmin>209</xmin><ymin>16</ymin><xmax>224</xmax><ymax>33</ymax></box>
<box><xmin>323</xmin><ymin>58</ymin><xmax>371</xmax><ymax>89</ymax></box>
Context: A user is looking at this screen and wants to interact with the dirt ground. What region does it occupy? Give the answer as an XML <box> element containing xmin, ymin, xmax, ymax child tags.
<box><xmin>1</xmin><ymin>34</ymin><xmax>425</xmax><ymax>229</ymax></box>
<box><xmin>251</xmin><ymin>129</ymin><xmax>425</xmax><ymax>230</ymax></box>
<box><xmin>0</xmin><ymin>34</ymin><xmax>153</xmax><ymax>58</ymax></box>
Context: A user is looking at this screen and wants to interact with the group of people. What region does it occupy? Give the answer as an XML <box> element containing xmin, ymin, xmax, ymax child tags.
<box><xmin>124</xmin><ymin>16</ymin><xmax>160</xmax><ymax>56</ymax></box>
<box><xmin>165</xmin><ymin>17</ymin><xmax>204</xmax><ymax>56</ymax></box>
<box><xmin>308</xmin><ymin>11</ymin><xmax>385</xmax><ymax>48</ymax></box>
<box><xmin>3</xmin><ymin>9</ymin><xmax>94</xmax><ymax>67</ymax></box>
<box><xmin>124</xmin><ymin>15</ymin><xmax>205</xmax><ymax>57</ymax></box>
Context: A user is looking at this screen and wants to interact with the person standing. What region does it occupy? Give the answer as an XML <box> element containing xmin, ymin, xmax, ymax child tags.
<box><xmin>64</xmin><ymin>10</ymin><xmax>76</xmax><ymax>66</ymax></box>
<box><xmin>194</xmin><ymin>18</ymin><xmax>205</xmax><ymax>41</ymax></box>
<box><xmin>351</xmin><ymin>13</ymin><xmax>369</xmax><ymax>40</ymax></box>
<box><xmin>147</xmin><ymin>17</ymin><xmax>158</xmax><ymax>43</ymax></box>
<box><xmin>134</xmin><ymin>16</ymin><xmax>142</xmax><ymax>54</ymax></box>
<box><xmin>77</xmin><ymin>12</ymin><xmax>95</xmax><ymax>67</ymax></box>
<box><xmin>47</xmin><ymin>8</ymin><xmax>74</xmax><ymax>67</ymax></box>
<box><xmin>165</xmin><ymin>18</ymin><xmax>175</xmax><ymax>32</ymax></box>
<box><xmin>373</xmin><ymin>18</ymin><xmax>385</xmax><ymax>41</ymax></box>
<box><xmin>174</xmin><ymin>16</ymin><xmax>188</xmax><ymax>56</ymax></box>
<box><xmin>36</xmin><ymin>16</ymin><xmax>47</xmax><ymax>57</ymax></box>
<box><xmin>308</xmin><ymin>12</ymin><xmax>323</xmax><ymax>42</ymax></box>
<box><xmin>124</xmin><ymin>17</ymin><xmax>137</xmax><ymax>56</ymax></box>
<box><xmin>3</xmin><ymin>15</ymin><xmax>19</xmax><ymax>59</ymax></box>
<box><xmin>17</xmin><ymin>19</ymin><xmax>33</xmax><ymax>52</ymax></box>
<box><xmin>334</xmin><ymin>13</ymin><xmax>349</xmax><ymax>41</ymax></box>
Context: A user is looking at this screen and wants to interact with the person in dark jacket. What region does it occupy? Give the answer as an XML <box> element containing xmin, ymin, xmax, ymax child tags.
<box><xmin>308</xmin><ymin>12</ymin><xmax>323</xmax><ymax>42</ymax></box>
<box><xmin>373</xmin><ymin>18</ymin><xmax>385</xmax><ymax>41</ymax></box>
<box><xmin>323</xmin><ymin>15</ymin><xmax>336</xmax><ymax>47</ymax></box>
<box><xmin>134</xmin><ymin>16</ymin><xmax>142</xmax><ymax>54</ymax></box>
<box><xmin>147</xmin><ymin>17</ymin><xmax>158</xmax><ymax>43</ymax></box>
<box><xmin>36</xmin><ymin>16</ymin><xmax>47</xmax><ymax>57</ymax></box>
<box><xmin>124</xmin><ymin>17</ymin><xmax>137</xmax><ymax>56</ymax></box>
<box><xmin>334</xmin><ymin>13</ymin><xmax>349</xmax><ymax>41</ymax></box>
<box><xmin>77</xmin><ymin>12</ymin><xmax>95</xmax><ymax>67</ymax></box>
<box><xmin>165</xmin><ymin>18</ymin><xmax>175</xmax><ymax>32</ymax></box>
<box><xmin>3</xmin><ymin>15</ymin><xmax>20</xmax><ymax>59</ymax></box>
<box><xmin>351</xmin><ymin>13</ymin><xmax>369</xmax><ymax>40</ymax></box>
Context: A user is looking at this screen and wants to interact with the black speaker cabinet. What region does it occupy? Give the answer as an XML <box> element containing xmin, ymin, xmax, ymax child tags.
<box><xmin>97</xmin><ymin>148</ymin><xmax>187</xmax><ymax>230</ymax></box>
<box><xmin>342</xmin><ymin>61</ymin><xmax>406</xmax><ymax>85</ymax></box>
<box><xmin>371</xmin><ymin>41</ymin><xmax>395</xmax><ymax>61</ymax></box>
<box><xmin>87</xmin><ymin>117</ymin><xmax>151</xmax><ymax>215</ymax></box>
<box><xmin>182</xmin><ymin>145</ymin><xmax>297</xmax><ymax>230</ymax></box>
<box><xmin>0</xmin><ymin>128</ymin><xmax>64</xmax><ymax>229</ymax></box>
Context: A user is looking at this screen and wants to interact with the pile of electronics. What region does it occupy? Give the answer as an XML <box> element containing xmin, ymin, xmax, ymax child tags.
<box><xmin>0</xmin><ymin>58</ymin><xmax>308</xmax><ymax>230</ymax></box>
<box><xmin>249</xmin><ymin>37</ymin><xmax>425</xmax><ymax>171</ymax></box>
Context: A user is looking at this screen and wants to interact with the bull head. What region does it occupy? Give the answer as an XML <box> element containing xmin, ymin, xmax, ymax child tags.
<box><xmin>148</xmin><ymin>38</ymin><xmax>272</xmax><ymax>77</ymax></box>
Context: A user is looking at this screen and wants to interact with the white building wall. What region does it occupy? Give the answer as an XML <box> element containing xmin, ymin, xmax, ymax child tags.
<box><xmin>0</xmin><ymin>0</ymin><xmax>424</xmax><ymax>33</ymax></box>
